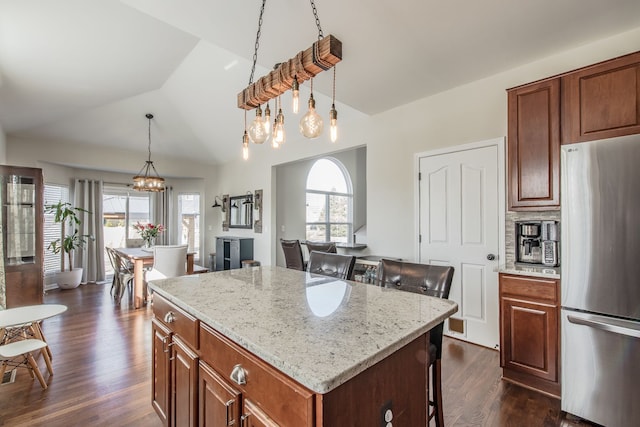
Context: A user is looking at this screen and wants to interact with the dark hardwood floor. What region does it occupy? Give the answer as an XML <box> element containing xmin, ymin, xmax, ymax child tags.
<box><xmin>0</xmin><ymin>283</ymin><xmax>594</xmax><ymax>426</ymax></box>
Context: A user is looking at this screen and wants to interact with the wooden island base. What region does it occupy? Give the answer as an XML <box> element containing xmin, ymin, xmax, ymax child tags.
<box><xmin>153</xmin><ymin>293</ymin><xmax>429</xmax><ymax>426</ymax></box>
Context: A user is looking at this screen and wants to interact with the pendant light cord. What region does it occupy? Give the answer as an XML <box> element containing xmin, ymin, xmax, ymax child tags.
<box><xmin>146</xmin><ymin>113</ymin><xmax>153</xmax><ymax>163</ymax></box>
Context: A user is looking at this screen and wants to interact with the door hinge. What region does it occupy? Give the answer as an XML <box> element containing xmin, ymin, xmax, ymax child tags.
<box><xmin>418</xmin><ymin>172</ymin><xmax>422</xmax><ymax>181</ymax></box>
<box><xmin>419</xmin><ymin>234</ymin><xmax>422</xmax><ymax>243</ymax></box>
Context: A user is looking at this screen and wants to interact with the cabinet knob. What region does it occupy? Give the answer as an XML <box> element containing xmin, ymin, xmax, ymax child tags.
<box><xmin>230</xmin><ymin>364</ymin><xmax>247</xmax><ymax>385</ymax></box>
<box><xmin>163</xmin><ymin>311</ymin><xmax>176</xmax><ymax>323</ymax></box>
<box><xmin>486</xmin><ymin>254</ymin><xmax>496</xmax><ymax>261</ymax></box>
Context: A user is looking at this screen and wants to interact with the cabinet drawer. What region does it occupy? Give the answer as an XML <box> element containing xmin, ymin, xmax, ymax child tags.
<box><xmin>499</xmin><ymin>274</ymin><xmax>558</xmax><ymax>304</ymax></box>
<box><xmin>199</xmin><ymin>323</ymin><xmax>314</xmax><ymax>426</ymax></box>
<box><xmin>153</xmin><ymin>294</ymin><xmax>199</xmax><ymax>349</ymax></box>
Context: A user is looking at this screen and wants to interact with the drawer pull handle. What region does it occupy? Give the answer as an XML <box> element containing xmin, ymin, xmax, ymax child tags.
<box><xmin>164</xmin><ymin>312</ymin><xmax>176</xmax><ymax>323</ymax></box>
<box><xmin>230</xmin><ymin>364</ymin><xmax>247</xmax><ymax>385</ymax></box>
<box><xmin>225</xmin><ymin>399</ymin><xmax>235</xmax><ymax>426</ymax></box>
<box><xmin>240</xmin><ymin>414</ymin><xmax>250</xmax><ymax>427</ymax></box>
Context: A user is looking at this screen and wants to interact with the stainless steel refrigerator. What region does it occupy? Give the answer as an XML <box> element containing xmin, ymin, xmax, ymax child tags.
<box><xmin>561</xmin><ymin>134</ymin><xmax>640</xmax><ymax>427</ymax></box>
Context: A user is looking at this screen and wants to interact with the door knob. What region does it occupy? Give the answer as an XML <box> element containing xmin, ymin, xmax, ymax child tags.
<box><xmin>486</xmin><ymin>254</ymin><xmax>496</xmax><ymax>261</ymax></box>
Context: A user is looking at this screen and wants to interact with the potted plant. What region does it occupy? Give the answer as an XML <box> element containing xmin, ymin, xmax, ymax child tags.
<box><xmin>45</xmin><ymin>201</ymin><xmax>95</xmax><ymax>289</ymax></box>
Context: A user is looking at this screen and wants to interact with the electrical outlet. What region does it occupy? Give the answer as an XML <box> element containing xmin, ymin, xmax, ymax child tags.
<box><xmin>380</xmin><ymin>400</ymin><xmax>392</xmax><ymax>427</ymax></box>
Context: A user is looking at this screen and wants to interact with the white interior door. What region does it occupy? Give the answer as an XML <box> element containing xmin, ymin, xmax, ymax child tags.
<box><xmin>418</xmin><ymin>139</ymin><xmax>503</xmax><ymax>349</ymax></box>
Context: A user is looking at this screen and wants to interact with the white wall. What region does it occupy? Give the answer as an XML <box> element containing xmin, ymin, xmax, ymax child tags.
<box><xmin>0</xmin><ymin>122</ymin><xmax>6</xmax><ymax>164</ymax></box>
<box><xmin>215</xmin><ymin>27</ymin><xmax>640</xmax><ymax>264</ymax></box>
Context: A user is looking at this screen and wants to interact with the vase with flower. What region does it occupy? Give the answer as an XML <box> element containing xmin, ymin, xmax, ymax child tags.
<box><xmin>133</xmin><ymin>222</ymin><xmax>165</xmax><ymax>248</ymax></box>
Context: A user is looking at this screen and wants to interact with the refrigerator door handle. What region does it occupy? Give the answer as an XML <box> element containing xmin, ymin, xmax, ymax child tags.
<box><xmin>568</xmin><ymin>314</ymin><xmax>640</xmax><ymax>339</ymax></box>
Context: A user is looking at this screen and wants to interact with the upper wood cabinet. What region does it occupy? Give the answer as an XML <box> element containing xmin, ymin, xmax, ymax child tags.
<box><xmin>562</xmin><ymin>51</ymin><xmax>640</xmax><ymax>144</ymax></box>
<box><xmin>507</xmin><ymin>79</ymin><xmax>561</xmax><ymax>211</ymax></box>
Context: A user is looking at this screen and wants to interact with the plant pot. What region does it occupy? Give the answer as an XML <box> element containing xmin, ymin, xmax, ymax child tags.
<box><xmin>56</xmin><ymin>268</ymin><xmax>83</xmax><ymax>289</ymax></box>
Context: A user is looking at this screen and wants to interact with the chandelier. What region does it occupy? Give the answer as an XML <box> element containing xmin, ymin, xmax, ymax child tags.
<box><xmin>133</xmin><ymin>113</ymin><xmax>165</xmax><ymax>192</ymax></box>
<box><xmin>238</xmin><ymin>0</ymin><xmax>342</xmax><ymax>160</ymax></box>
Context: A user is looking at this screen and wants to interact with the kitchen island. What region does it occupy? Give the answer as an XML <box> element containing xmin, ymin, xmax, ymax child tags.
<box><xmin>148</xmin><ymin>266</ymin><xmax>458</xmax><ymax>426</ymax></box>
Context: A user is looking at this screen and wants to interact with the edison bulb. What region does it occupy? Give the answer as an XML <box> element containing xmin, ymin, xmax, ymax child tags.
<box><xmin>264</xmin><ymin>103</ymin><xmax>271</xmax><ymax>134</ymax></box>
<box><xmin>242</xmin><ymin>132</ymin><xmax>249</xmax><ymax>160</ymax></box>
<box><xmin>329</xmin><ymin>104</ymin><xmax>338</xmax><ymax>142</ymax></box>
<box><xmin>248</xmin><ymin>106</ymin><xmax>268</xmax><ymax>144</ymax></box>
<box><xmin>292</xmin><ymin>76</ymin><xmax>300</xmax><ymax>114</ymax></box>
<box><xmin>273</xmin><ymin>110</ymin><xmax>285</xmax><ymax>147</ymax></box>
<box><xmin>299</xmin><ymin>94</ymin><xmax>323</xmax><ymax>139</ymax></box>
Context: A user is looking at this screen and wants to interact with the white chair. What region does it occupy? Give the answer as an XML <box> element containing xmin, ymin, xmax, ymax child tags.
<box><xmin>0</xmin><ymin>339</ymin><xmax>49</xmax><ymax>389</ymax></box>
<box><xmin>145</xmin><ymin>245</ymin><xmax>188</xmax><ymax>282</ymax></box>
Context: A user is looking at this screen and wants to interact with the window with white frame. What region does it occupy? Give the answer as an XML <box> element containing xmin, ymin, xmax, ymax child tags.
<box><xmin>178</xmin><ymin>193</ymin><xmax>200</xmax><ymax>259</ymax></box>
<box><xmin>305</xmin><ymin>158</ymin><xmax>353</xmax><ymax>243</ymax></box>
<box><xmin>43</xmin><ymin>184</ymin><xmax>69</xmax><ymax>275</ymax></box>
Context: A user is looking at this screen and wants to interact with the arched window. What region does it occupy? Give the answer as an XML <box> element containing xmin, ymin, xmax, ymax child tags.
<box><xmin>306</xmin><ymin>158</ymin><xmax>353</xmax><ymax>243</ymax></box>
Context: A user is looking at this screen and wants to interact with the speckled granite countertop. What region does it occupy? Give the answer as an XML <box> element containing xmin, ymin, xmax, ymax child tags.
<box><xmin>148</xmin><ymin>266</ymin><xmax>458</xmax><ymax>394</ymax></box>
<box><xmin>498</xmin><ymin>263</ymin><xmax>561</xmax><ymax>279</ymax></box>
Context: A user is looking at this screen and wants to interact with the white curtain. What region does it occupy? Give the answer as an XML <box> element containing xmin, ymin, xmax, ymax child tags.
<box><xmin>74</xmin><ymin>179</ymin><xmax>105</xmax><ymax>283</ymax></box>
<box><xmin>153</xmin><ymin>186</ymin><xmax>173</xmax><ymax>245</ymax></box>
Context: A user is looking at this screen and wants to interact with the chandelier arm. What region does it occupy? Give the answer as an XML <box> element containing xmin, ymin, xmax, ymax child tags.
<box><xmin>249</xmin><ymin>0</ymin><xmax>267</xmax><ymax>85</ymax></box>
<box><xmin>309</xmin><ymin>0</ymin><xmax>324</xmax><ymax>40</ymax></box>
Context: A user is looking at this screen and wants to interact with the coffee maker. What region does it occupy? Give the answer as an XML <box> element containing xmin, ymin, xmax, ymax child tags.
<box><xmin>516</xmin><ymin>221</ymin><xmax>560</xmax><ymax>266</ymax></box>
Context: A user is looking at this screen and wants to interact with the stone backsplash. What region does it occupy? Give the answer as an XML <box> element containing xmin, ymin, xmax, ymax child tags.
<box><xmin>505</xmin><ymin>210</ymin><xmax>561</xmax><ymax>266</ymax></box>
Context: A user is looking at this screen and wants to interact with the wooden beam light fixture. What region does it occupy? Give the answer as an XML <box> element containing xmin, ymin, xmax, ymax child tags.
<box><xmin>239</xmin><ymin>0</ymin><xmax>342</xmax><ymax>159</ymax></box>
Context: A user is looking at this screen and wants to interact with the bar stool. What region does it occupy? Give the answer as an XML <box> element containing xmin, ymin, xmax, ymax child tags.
<box><xmin>0</xmin><ymin>339</ymin><xmax>49</xmax><ymax>389</ymax></box>
<box><xmin>376</xmin><ymin>259</ymin><xmax>454</xmax><ymax>427</ymax></box>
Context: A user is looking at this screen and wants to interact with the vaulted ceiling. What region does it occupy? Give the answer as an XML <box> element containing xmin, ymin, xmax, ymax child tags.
<box><xmin>1</xmin><ymin>0</ymin><xmax>639</xmax><ymax>166</ymax></box>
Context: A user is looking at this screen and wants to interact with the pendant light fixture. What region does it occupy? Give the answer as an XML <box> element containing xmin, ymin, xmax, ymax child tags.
<box><xmin>238</xmin><ymin>0</ymin><xmax>342</xmax><ymax>160</ymax></box>
<box><xmin>248</xmin><ymin>104</ymin><xmax>268</xmax><ymax>144</ymax></box>
<box><xmin>291</xmin><ymin>76</ymin><xmax>300</xmax><ymax>114</ymax></box>
<box><xmin>242</xmin><ymin>110</ymin><xmax>250</xmax><ymax>160</ymax></box>
<box><xmin>329</xmin><ymin>66</ymin><xmax>338</xmax><ymax>142</ymax></box>
<box><xmin>299</xmin><ymin>78</ymin><xmax>323</xmax><ymax>139</ymax></box>
<box><xmin>133</xmin><ymin>113</ymin><xmax>165</xmax><ymax>192</ymax></box>
<box><xmin>273</xmin><ymin>95</ymin><xmax>285</xmax><ymax>148</ymax></box>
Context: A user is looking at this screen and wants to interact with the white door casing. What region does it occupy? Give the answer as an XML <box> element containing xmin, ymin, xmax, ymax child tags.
<box><xmin>416</xmin><ymin>138</ymin><xmax>505</xmax><ymax>349</ymax></box>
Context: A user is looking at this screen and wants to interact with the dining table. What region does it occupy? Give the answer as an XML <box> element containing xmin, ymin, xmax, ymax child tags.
<box><xmin>113</xmin><ymin>247</ymin><xmax>195</xmax><ymax>309</ymax></box>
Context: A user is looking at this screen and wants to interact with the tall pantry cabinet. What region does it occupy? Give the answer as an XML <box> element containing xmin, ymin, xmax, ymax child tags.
<box><xmin>1</xmin><ymin>166</ymin><xmax>44</xmax><ymax>308</ymax></box>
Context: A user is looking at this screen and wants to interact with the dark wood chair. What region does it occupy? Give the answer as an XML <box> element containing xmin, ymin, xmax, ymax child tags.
<box><xmin>307</xmin><ymin>252</ymin><xmax>355</xmax><ymax>280</ymax></box>
<box><xmin>280</xmin><ymin>239</ymin><xmax>305</xmax><ymax>271</ymax></box>
<box><xmin>304</xmin><ymin>241</ymin><xmax>337</xmax><ymax>254</ymax></box>
<box><xmin>376</xmin><ymin>259</ymin><xmax>454</xmax><ymax>427</ymax></box>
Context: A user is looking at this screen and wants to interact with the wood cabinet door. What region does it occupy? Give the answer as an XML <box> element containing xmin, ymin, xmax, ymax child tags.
<box><xmin>198</xmin><ymin>361</ymin><xmax>241</xmax><ymax>427</ymax></box>
<box><xmin>562</xmin><ymin>51</ymin><xmax>640</xmax><ymax>144</ymax></box>
<box><xmin>500</xmin><ymin>296</ymin><xmax>558</xmax><ymax>383</ymax></box>
<box><xmin>241</xmin><ymin>399</ymin><xmax>279</xmax><ymax>427</ymax></box>
<box><xmin>172</xmin><ymin>336</ymin><xmax>199</xmax><ymax>427</ymax></box>
<box><xmin>507</xmin><ymin>79</ymin><xmax>560</xmax><ymax>210</ymax></box>
<box><xmin>152</xmin><ymin>319</ymin><xmax>172</xmax><ymax>427</ymax></box>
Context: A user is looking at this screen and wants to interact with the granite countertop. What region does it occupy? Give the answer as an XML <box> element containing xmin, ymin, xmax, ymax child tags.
<box><xmin>498</xmin><ymin>263</ymin><xmax>561</xmax><ymax>279</ymax></box>
<box><xmin>148</xmin><ymin>266</ymin><xmax>458</xmax><ymax>394</ymax></box>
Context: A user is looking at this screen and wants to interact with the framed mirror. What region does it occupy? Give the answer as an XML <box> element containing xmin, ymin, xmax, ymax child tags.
<box><xmin>229</xmin><ymin>194</ymin><xmax>253</xmax><ymax>229</ymax></box>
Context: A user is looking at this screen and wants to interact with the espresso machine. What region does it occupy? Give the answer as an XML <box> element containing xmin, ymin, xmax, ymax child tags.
<box><xmin>516</xmin><ymin>221</ymin><xmax>559</xmax><ymax>266</ymax></box>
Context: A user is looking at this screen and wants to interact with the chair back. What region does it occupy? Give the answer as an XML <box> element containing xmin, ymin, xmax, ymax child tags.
<box><xmin>280</xmin><ymin>239</ymin><xmax>305</xmax><ymax>271</ymax></box>
<box><xmin>377</xmin><ymin>259</ymin><xmax>454</xmax><ymax>358</ymax></box>
<box><xmin>150</xmin><ymin>245</ymin><xmax>188</xmax><ymax>279</ymax></box>
<box><xmin>305</xmin><ymin>241</ymin><xmax>337</xmax><ymax>254</ymax></box>
<box><xmin>307</xmin><ymin>252</ymin><xmax>356</xmax><ymax>280</ymax></box>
